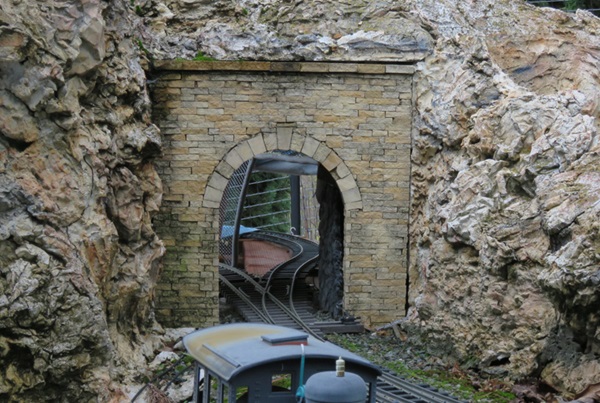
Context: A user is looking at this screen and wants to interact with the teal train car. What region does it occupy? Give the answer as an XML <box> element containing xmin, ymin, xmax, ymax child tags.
<box><xmin>183</xmin><ymin>323</ymin><xmax>381</xmax><ymax>403</ymax></box>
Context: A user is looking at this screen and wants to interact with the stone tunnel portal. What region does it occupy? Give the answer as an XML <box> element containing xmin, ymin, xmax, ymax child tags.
<box><xmin>152</xmin><ymin>61</ymin><xmax>413</xmax><ymax>328</ymax></box>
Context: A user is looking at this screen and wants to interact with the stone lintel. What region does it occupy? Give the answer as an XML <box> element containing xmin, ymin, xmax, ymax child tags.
<box><xmin>153</xmin><ymin>60</ymin><xmax>415</xmax><ymax>75</ymax></box>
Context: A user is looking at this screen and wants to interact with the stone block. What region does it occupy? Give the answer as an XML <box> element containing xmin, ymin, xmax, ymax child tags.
<box><xmin>215</xmin><ymin>160</ymin><xmax>235</xmax><ymax>178</ymax></box>
<box><xmin>312</xmin><ymin>143</ymin><xmax>331</xmax><ymax>162</ymax></box>
<box><xmin>168</xmin><ymin>80</ymin><xmax>198</xmax><ymax>88</ymax></box>
<box><xmin>321</xmin><ymin>151</ymin><xmax>343</xmax><ymax>171</ymax></box>
<box><xmin>263</xmin><ymin>131</ymin><xmax>278</xmax><ymax>151</ymax></box>
<box><xmin>329</xmin><ymin>63</ymin><xmax>359</xmax><ymax>73</ymax></box>
<box><xmin>224</xmin><ymin>149</ymin><xmax>244</xmax><ymax>169</ymax></box>
<box><xmin>276</xmin><ymin>126</ymin><xmax>293</xmax><ymax>149</ymax></box>
<box><xmin>343</xmin><ymin>200</ymin><xmax>362</xmax><ymax>211</ymax></box>
<box><xmin>248</xmin><ymin>134</ymin><xmax>267</xmax><ymax>155</ymax></box>
<box><xmin>235</xmin><ymin>141</ymin><xmax>254</xmax><ymax>161</ymax></box>
<box><xmin>342</xmin><ymin>187</ymin><xmax>362</xmax><ymax>204</ymax></box>
<box><xmin>301</xmin><ymin>136</ymin><xmax>321</xmax><ymax>157</ymax></box>
<box><xmin>270</xmin><ymin>62</ymin><xmax>302</xmax><ymax>72</ymax></box>
<box><xmin>336</xmin><ymin>174</ymin><xmax>358</xmax><ymax>193</ymax></box>
<box><xmin>357</xmin><ymin>64</ymin><xmax>386</xmax><ymax>74</ymax></box>
<box><xmin>290</xmin><ymin>133</ymin><xmax>306</xmax><ymax>151</ymax></box>
<box><xmin>314</xmin><ymin>114</ymin><xmax>343</xmax><ymax>123</ymax></box>
<box><xmin>299</xmin><ymin>62</ymin><xmax>329</xmax><ymax>73</ymax></box>
<box><xmin>206</xmin><ymin>173</ymin><xmax>227</xmax><ymax>195</ymax></box>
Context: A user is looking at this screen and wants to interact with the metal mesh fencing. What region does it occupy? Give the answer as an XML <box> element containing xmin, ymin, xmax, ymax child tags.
<box><xmin>219</xmin><ymin>159</ymin><xmax>251</xmax><ymax>265</ymax></box>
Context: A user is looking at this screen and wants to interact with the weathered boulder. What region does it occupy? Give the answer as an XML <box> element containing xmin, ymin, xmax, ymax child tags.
<box><xmin>0</xmin><ymin>0</ymin><xmax>164</xmax><ymax>401</ymax></box>
<box><xmin>406</xmin><ymin>0</ymin><xmax>600</xmax><ymax>396</ymax></box>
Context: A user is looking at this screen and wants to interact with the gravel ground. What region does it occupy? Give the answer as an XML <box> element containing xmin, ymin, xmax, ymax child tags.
<box><xmin>326</xmin><ymin>330</ymin><xmax>563</xmax><ymax>403</ymax></box>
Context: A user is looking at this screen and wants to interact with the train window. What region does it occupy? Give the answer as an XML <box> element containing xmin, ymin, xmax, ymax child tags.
<box><xmin>235</xmin><ymin>386</ymin><xmax>249</xmax><ymax>402</ymax></box>
<box><xmin>271</xmin><ymin>373</ymin><xmax>292</xmax><ymax>392</ymax></box>
<box><xmin>220</xmin><ymin>384</ymin><xmax>229</xmax><ymax>402</ymax></box>
<box><xmin>203</xmin><ymin>377</ymin><xmax>231</xmax><ymax>403</ymax></box>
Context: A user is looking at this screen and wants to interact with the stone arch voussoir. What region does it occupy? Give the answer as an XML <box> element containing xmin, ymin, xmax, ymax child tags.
<box><xmin>202</xmin><ymin>133</ymin><xmax>362</xmax><ymax>211</ymax></box>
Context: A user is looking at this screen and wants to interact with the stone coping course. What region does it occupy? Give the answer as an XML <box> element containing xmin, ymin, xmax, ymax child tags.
<box><xmin>153</xmin><ymin>60</ymin><xmax>415</xmax><ymax>75</ymax></box>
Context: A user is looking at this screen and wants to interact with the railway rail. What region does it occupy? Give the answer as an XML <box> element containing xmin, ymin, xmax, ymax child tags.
<box><xmin>219</xmin><ymin>231</ymin><xmax>324</xmax><ymax>338</ymax></box>
<box><xmin>219</xmin><ymin>230</ymin><xmax>467</xmax><ymax>403</ymax></box>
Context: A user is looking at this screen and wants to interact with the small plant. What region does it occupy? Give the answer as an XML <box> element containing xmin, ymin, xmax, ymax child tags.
<box><xmin>146</xmin><ymin>384</ymin><xmax>172</xmax><ymax>403</ymax></box>
<box><xmin>135</xmin><ymin>38</ymin><xmax>153</xmax><ymax>60</ymax></box>
<box><xmin>192</xmin><ymin>51</ymin><xmax>216</xmax><ymax>62</ymax></box>
<box><xmin>328</xmin><ymin>333</ymin><xmax>517</xmax><ymax>403</ymax></box>
<box><xmin>564</xmin><ymin>0</ymin><xmax>583</xmax><ymax>10</ymax></box>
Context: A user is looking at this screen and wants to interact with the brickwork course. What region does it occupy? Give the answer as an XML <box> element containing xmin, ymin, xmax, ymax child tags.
<box><xmin>152</xmin><ymin>61</ymin><xmax>414</xmax><ymax>328</ymax></box>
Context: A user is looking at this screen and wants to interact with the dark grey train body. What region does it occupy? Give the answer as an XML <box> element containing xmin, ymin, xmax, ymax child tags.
<box><xmin>183</xmin><ymin>323</ymin><xmax>381</xmax><ymax>402</ymax></box>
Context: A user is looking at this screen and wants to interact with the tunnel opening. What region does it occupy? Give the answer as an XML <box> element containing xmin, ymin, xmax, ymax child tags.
<box><xmin>315</xmin><ymin>165</ymin><xmax>345</xmax><ymax>320</ymax></box>
<box><xmin>218</xmin><ymin>151</ymin><xmax>345</xmax><ymax>320</ymax></box>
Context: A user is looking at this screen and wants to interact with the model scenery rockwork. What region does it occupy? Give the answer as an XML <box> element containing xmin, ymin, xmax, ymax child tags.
<box><xmin>0</xmin><ymin>0</ymin><xmax>598</xmax><ymax>400</ymax></box>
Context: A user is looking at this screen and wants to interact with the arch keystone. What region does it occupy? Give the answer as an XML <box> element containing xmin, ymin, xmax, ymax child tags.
<box><xmin>276</xmin><ymin>126</ymin><xmax>293</xmax><ymax>149</ymax></box>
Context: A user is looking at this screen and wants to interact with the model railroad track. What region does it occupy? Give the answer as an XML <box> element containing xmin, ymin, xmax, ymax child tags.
<box><xmin>376</xmin><ymin>370</ymin><xmax>466</xmax><ymax>403</ymax></box>
<box><xmin>219</xmin><ymin>230</ymin><xmax>467</xmax><ymax>403</ymax></box>
<box><xmin>219</xmin><ymin>231</ymin><xmax>323</xmax><ymax>338</ymax></box>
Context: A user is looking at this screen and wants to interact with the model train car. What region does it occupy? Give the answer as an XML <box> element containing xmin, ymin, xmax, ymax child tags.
<box><xmin>183</xmin><ymin>323</ymin><xmax>381</xmax><ymax>403</ymax></box>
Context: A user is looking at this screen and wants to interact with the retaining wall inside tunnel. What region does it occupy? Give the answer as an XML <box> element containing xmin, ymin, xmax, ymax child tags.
<box><xmin>151</xmin><ymin>61</ymin><xmax>413</xmax><ymax>328</ymax></box>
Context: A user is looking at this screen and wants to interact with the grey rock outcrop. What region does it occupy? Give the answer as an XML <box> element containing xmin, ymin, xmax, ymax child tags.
<box><xmin>0</xmin><ymin>0</ymin><xmax>164</xmax><ymax>401</ymax></box>
<box><xmin>406</xmin><ymin>1</ymin><xmax>600</xmax><ymax>395</ymax></box>
<box><xmin>140</xmin><ymin>0</ymin><xmax>433</xmax><ymax>62</ymax></box>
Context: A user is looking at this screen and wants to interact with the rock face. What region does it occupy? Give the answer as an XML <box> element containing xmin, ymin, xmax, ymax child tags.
<box><xmin>0</xmin><ymin>0</ymin><xmax>164</xmax><ymax>401</ymax></box>
<box><xmin>2</xmin><ymin>0</ymin><xmax>599</xmax><ymax>400</ymax></box>
<box><xmin>406</xmin><ymin>1</ymin><xmax>600</xmax><ymax>395</ymax></box>
<box><xmin>140</xmin><ymin>0</ymin><xmax>600</xmax><ymax>395</ymax></box>
<box><xmin>316</xmin><ymin>166</ymin><xmax>345</xmax><ymax>319</ymax></box>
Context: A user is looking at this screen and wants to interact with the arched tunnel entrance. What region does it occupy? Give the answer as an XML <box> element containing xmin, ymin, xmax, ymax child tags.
<box><xmin>218</xmin><ymin>151</ymin><xmax>345</xmax><ymax>319</ymax></box>
<box><xmin>151</xmin><ymin>60</ymin><xmax>414</xmax><ymax>328</ymax></box>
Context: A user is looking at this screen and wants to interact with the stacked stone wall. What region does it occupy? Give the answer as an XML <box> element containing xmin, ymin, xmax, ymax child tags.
<box><xmin>152</xmin><ymin>61</ymin><xmax>413</xmax><ymax>328</ymax></box>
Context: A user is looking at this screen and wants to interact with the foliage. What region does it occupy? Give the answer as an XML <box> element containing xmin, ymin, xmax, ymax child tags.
<box><xmin>528</xmin><ymin>0</ymin><xmax>600</xmax><ymax>14</ymax></box>
<box><xmin>329</xmin><ymin>333</ymin><xmax>517</xmax><ymax>403</ymax></box>
<box><xmin>271</xmin><ymin>374</ymin><xmax>292</xmax><ymax>390</ymax></box>
<box><xmin>193</xmin><ymin>52</ymin><xmax>216</xmax><ymax>61</ymax></box>
<box><xmin>535</xmin><ymin>0</ymin><xmax>600</xmax><ymax>13</ymax></box>
<box><xmin>242</xmin><ymin>172</ymin><xmax>291</xmax><ymax>233</ymax></box>
<box><xmin>135</xmin><ymin>38</ymin><xmax>153</xmax><ymax>60</ymax></box>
